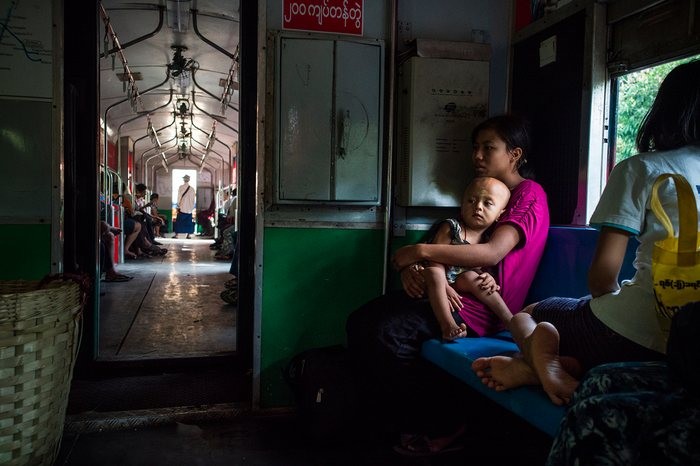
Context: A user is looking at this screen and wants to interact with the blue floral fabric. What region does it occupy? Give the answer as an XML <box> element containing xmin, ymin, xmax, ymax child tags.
<box><xmin>547</xmin><ymin>361</ymin><xmax>700</xmax><ymax>465</ymax></box>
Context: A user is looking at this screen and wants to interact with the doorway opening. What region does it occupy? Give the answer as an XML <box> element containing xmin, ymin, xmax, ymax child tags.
<box><xmin>64</xmin><ymin>2</ymin><xmax>254</xmax><ymax>416</ymax></box>
<box><xmin>94</xmin><ymin>1</ymin><xmax>242</xmax><ymax>365</ymax></box>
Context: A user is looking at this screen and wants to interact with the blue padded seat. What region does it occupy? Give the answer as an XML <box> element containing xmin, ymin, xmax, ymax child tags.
<box><xmin>421</xmin><ymin>226</ymin><xmax>638</xmax><ymax>437</ymax></box>
<box><xmin>421</xmin><ymin>332</ymin><xmax>565</xmax><ymax>436</ymax></box>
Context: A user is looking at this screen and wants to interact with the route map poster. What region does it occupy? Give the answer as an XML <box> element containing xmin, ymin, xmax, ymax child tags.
<box><xmin>0</xmin><ymin>0</ymin><xmax>53</xmax><ymax>99</ymax></box>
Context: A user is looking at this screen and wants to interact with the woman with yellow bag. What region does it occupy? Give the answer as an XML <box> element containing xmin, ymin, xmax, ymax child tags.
<box><xmin>472</xmin><ymin>59</ymin><xmax>700</xmax><ymax>407</ymax></box>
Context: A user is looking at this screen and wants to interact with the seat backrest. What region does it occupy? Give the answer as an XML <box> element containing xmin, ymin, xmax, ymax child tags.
<box><xmin>526</xmin><ymin>226</ymin><xmax>637</xmax><ymax>304</ymax></box>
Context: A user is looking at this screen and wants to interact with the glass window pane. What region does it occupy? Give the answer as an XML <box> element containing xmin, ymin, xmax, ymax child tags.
<box><xmin>614</xmin><ymin>54</ymin><xmax>700</xmax><ymax>165</ymax></box>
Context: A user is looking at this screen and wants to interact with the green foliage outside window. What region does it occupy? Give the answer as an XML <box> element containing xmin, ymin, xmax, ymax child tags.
<box><xmin>615</xmin><ymin>55</ymin><xmax>699</xmax><ymax>164</ymax></box>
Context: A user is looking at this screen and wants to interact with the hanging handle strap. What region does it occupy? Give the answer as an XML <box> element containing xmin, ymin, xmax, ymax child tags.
<box><xmin>650</xmin><ymin>173</ymin><xmax>699</xmax><ymax>266</ymax></box>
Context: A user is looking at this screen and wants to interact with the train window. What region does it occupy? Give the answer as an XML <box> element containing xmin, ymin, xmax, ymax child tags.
<box><xmin>612</xmin><ymin>54</ymin><xmax>700</xmax><ymax>165</ymax></box>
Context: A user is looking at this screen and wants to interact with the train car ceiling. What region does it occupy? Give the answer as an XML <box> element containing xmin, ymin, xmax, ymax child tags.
<box><xmin>99</xmin><ymin>0</ymin><xmax>240</xmax><ymax>194</ymax></box>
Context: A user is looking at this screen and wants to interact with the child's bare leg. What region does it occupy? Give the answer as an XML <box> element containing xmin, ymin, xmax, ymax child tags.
<box><xmin>423</xmin><ymin>265</ymin><xmax>467</xmax><ymax>341</ymax></box>
<box><xmin>453</xmin><ymin>270</ymin><xmax>513</xmax><ymax>324</ymax></box>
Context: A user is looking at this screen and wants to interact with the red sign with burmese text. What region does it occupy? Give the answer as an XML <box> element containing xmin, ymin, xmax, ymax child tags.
<box><xmin>283</xmin><ymin>0</ymin><xmax>364</xmax><ymax>36</ymax></box>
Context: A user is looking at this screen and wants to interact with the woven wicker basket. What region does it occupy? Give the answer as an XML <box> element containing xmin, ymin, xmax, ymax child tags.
<box><xmin>0</xmin><ymin>280</ymin><xmax>83</xmax><ymax>466</ymax></box>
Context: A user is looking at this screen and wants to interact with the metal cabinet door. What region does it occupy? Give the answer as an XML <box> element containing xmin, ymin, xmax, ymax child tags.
<box><xmin>333</xmin><ymin>41</ymin><xmax>382</xmax><ymax>203</ymax></box>
<box><xmin>278</xmin><ymin>37</ymin><xmax>334</xmax><ymax>201</ymax></box>
<box><xmin>276</xmin><ymin>35</ymin><xmax>383</xmax><ymax>204</ymax></box>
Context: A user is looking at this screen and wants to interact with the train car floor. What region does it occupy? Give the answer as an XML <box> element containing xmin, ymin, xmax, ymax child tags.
<box><xmin>56</xmin><ymin>407</ymin><xmax>553</xmax><ymax>465</ymax></box>
<box><xmin>98</xmin><ymin>237</ymin><xmax>236</xmax><ymax>360</ymax></box>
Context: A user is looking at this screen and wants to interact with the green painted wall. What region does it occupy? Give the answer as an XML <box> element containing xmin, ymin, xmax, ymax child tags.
<box><xmin>0</xmin><ymin>224</ymin><xmax>51</xmax><ymax>280</ymax></box>
<box><xmin>160</xmin><ymin>209</ymin><xmax>173</xmax><ymax>233</ymax></box>
<box><xmin>385</xmin><ymin>229</ymin><xmax>430</xmax><ymax>290</ymax></box>
<box><xmin>260</xmin><ymin>227</ymin><xmax>385</xmax><ymax>407</ymax></box>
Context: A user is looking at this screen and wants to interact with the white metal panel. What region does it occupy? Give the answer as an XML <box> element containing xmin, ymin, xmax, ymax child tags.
<box><xmin>275</xmin><ymin>34</ymin><xmax>384</xmax><ymax>205</ymax></box>
<box><xmin>397</xmin><ymin>57</ymin><xmax>488</xmax><ymax>207</ymax></box>
<box><xmin>278</xmin><ymin>37</ymin><xmax>333</xmax><ymax>200</ymax></box>
<box><xmin>334</xmin><ymin>40</ymin><xmax>382</xmax><ymax>202</ymax></box>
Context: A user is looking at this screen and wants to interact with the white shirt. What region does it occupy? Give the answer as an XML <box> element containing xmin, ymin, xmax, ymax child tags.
<box><xmin>220</xmin><ymin>197</ymin><xmax>232</xmax><ymax>215</ymax></box>
<box><xmin>226</xmin><ymin>195</ymin><xmax>237</xmax><ymax>219</ymax></box>
<box><xmin>589</xmin><ymin>145</ymin><xmax>700</xmax><ymax>354</ymax></box>
<box><xmin>177</xmin><ymin>182</ymin><xmax>196</xmax><ymax>214</ymax></box>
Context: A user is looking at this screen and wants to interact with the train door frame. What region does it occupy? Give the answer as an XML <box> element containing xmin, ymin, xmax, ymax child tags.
<box><xmin>234</xmin><ymin>0</ymin><xmax>259</xmax><ymax>403</ymax></box>
<box><xmin>63</xmin><ymin>2</ymin><xmax>256</xmax><ymax>396</ymax></box>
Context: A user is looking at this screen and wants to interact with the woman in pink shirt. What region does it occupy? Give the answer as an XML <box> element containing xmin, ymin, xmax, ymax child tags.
<box><xmin>346</xmin><ymin>114</ymin><xmax>550</xmax><ymax>456</ymax></box>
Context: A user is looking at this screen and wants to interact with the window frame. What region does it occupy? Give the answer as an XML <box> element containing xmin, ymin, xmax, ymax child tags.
<box><xmin>589</xmin><ymin>0</ymin><xmax>700</xmax><ymax>222</ymax></box>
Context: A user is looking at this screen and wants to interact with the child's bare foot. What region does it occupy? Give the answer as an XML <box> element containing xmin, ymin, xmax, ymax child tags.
<box><xmin>441</xmin><ymin>323</ymin><xmax>468</xmax><ymax>341</ymax></box>
<box><xmin>528</xmin><ymin>322</ymin><xmax>580</xmax><ymax>405</ymax></box>
<box><xmin>472</xmin><ymin>355</ymin><xmax>539</xmax><ymax>390</ymax></box>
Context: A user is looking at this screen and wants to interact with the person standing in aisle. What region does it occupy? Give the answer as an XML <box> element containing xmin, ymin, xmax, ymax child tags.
<box><xmin>173</xmin><ymin>174</ymin><xmax>196</xmax><ymax>239</ymax></box>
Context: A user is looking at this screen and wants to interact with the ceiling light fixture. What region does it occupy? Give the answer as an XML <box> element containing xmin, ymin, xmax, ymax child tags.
<box><xmin>169</xmin><ymin>46</ymin><xmax>194</xmax><ymax>96</ymax></box>
<box><xmin>175</xmin><ymin>73</ymin><xmax>190</xmax><ymax>96</ymax></box>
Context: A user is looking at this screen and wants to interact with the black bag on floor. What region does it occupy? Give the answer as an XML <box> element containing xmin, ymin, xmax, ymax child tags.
<box><xmin>283</xmin><ymin>345</ymin><xmax>360</xmax><ymax>444</ymax></box>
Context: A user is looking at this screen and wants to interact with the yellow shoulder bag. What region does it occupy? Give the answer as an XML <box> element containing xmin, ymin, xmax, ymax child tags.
<box><xmin>650</xmin><ymin>173</ymin><xmax>700</xmax><ymax>343</ymax></box>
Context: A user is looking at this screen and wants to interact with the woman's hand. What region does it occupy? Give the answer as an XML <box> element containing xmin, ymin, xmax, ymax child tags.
<box><xmin>445</xmin><ymin>285</ymin><xmax>463</xmax><ymax>312</ymax></box>
<box><xmin>476</xmin><ymin>272</ymin><xmax>500</xmax><ymax>295</ymax></box>
<box><xmin>392</xmin><ymin>244</ymin><xmax>423</xmax><ymax>271</ymax></box>
<box><xmin>401</xmin><ymin>264</ymin><xmax>426</xmax><ymax>298</ymax></box>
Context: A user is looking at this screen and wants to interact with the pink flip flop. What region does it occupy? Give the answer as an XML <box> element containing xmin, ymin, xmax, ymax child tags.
<box><xmin>393</xmin><ymin>425</ymin><xmax>466</xmax><ymax>457</ymax></box>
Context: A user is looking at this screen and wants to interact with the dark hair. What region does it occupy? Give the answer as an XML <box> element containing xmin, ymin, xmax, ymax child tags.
<box><xmin>135</xmin><ymin>183</ymin><xmax>148</xmax><ymax>193</ymax></box>
<box><xmin>636</xmin><ymin>60</ymin><xmax>700</xmax><ymax>152</ymax></box>
<box><xmin>150</xmin><ymin>193</ymin><xmax>159</xmax><ymax>200</ymax></box>
<box><xmin>471</xmin><ymin>114</ymin><xmax>532</xmax><ymax>172</ymax></box>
